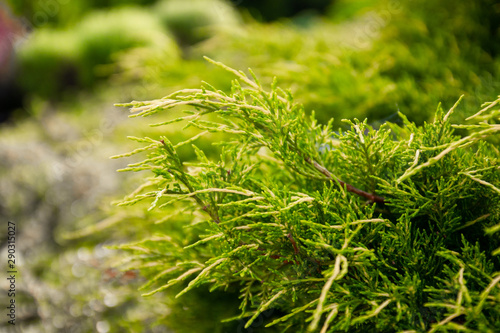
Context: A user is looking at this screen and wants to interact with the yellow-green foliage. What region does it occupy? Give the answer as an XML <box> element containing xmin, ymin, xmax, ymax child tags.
<box><xmin>113</xmin><ymin>59</ymin><xmax>500</xmax><ymax>332</ymax></box>
<box><xmin>77</xmin><ymin>7</ymin><xmax>179</xmax><ymax>86</ymax></box>
<box><xmin>175</xmin><ymin>0</ymin><xmax>499</xmax><ymax>126</ymax></box>
<box><xmin>5</xmin><ymin>1</ymin><xmax>500</xmax><ymax>332</ymax></box>
<box><xmin>17</xmin><ymin>6</ymin><xmax>180</xmax><ymax>97</ymax></box>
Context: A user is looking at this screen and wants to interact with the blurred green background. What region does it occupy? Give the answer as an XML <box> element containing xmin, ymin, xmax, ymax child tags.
<box><xmin>0</xmin><ymin>0</ymin><xmax>499</xmax><ymax>332</ymax></box>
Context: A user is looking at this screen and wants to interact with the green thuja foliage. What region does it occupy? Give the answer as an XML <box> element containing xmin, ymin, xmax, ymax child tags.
<box><xmin>113</xmin><ymin>59</ymin><xmax>500</xmax><ymax>332</ymax></box>
<box><xmin>192</xmin><ymin>0</ymin><xmax>500</xmax><ymax>126</ymax></box>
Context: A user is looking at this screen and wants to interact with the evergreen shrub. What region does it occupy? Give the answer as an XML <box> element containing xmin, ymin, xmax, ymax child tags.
<box><xmin>194</xmin><ymin>0</ymin><xmax>500</xmax><ymax>127</ymax></box>
<box><xmin>154</xmin><ymin>0</ymin><xmax>241</xmax><ymax>47</ymax></box>
<box><xmin>113</xmin><ymin>59</ymin><xmax>500</xmax><ymax>332</ymax></box>
<box><xmin>17</xmin><ymin>7</ymin><xmax>179</xmax><ymax>98</ymax></box>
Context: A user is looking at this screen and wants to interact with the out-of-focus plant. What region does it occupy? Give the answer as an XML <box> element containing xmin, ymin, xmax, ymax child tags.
<box><xmin>112</xmin><ymin>59</ymin><xmax>500</xmax><ymax>332</ymax></box>
<box><xmin>238</xmin><ymin>0</ymin><xmax>333</xmax><ymax>22</ymax></box>
<box><xmin>6</xmin><ymin>0</ymin><xmax>157</xmax><ymax>27</ymax></box>
<box><xmin>154</xmin><ymin>0</ymin><xmax>241</xmax><ymax>47</ymax></box>
<box><xmin>16</xmin><ymin>28</ymin><xmax>82</xmax><ymax>98</ymax></box>
<box><xmin>16</xmin><ymin>7</ymin><xmax>179</xmax><ymax>99</ymax></box>
<box><xmin>0</xmin><ymin>89</ymin><xmax>196</xmax><ymax>332</ymax></box>
<box><xmin>76</xmin><ymin>7</ymin><xmax>179</xmax><ymax>86</ymax></box>
<box><xmin>180</xmin><ymin>0</ymin><xmax>500</xmax><ymax>127</ymax></box>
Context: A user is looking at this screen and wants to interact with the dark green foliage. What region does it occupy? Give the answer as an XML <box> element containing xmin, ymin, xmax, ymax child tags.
<box><xmin>154</xmin><ymin>0</ymin><xmax>240</xmax><ymax>47</ymax></box>
<box><xmin>238</xmin><ymin>0</ymin><xmax>333</xmax><ymax>22</ymax></box>
<box><xmin>17</xmin><ymin>29</ymin><xmax>82</xmax><ymax>98</ymax></box>
<box><xmin>114</xmin><ymin>59</ymin><xmax>500</xmax><ymax>332</ymax></box>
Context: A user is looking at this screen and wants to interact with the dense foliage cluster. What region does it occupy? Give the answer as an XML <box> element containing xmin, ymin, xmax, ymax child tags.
<box><xmin>193</xmin><ymin>0</ymin><xmax>500</xmax><ymax>126</ymax></box>
<box><xmin>3</xmin><ymin>0</ymin><xmax>499</xmax><ymax>332</ymax></box>
<box><xmin>115</xmin><ymin>59</ymin><xmax>500</xmax><ymax>332</ymax></box>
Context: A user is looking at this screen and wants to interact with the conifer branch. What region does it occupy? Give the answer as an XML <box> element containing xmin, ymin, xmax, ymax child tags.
<box><xmin>304</xmin><ymin>157</ymin><xmax>385</xmax><ymax>203</ymax></box>
<box><xmin>114</xmin><ymin>60</ymin><xmax>500</xmax><ymax>332</ymax></box>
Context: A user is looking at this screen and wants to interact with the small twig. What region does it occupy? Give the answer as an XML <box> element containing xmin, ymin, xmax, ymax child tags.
<box><xmin>305</xmin><ymin>157</ymin><xmax>385</xmax><ymax>204</ymax></box>
<box><xmin>287</xmin><ymin>233</ymin><xmax>300</xmax><ymax>255</ymax></box>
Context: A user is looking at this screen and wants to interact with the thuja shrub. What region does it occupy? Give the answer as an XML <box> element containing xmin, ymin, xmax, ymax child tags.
<box><xmin>194</xmin><ymin>0</ymin><xmax>500</xmax><ymax>127</ymax></box>
<box><xmin>113</xmin><ymin>59</ymin><xmax>500</xmax><ymax>332</ymax></box>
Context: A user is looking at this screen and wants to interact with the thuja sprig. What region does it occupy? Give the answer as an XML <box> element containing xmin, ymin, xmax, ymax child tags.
<box><xmin>112</xmin><ymin>59</ymin><xmax>500</xmax><ymax>332</ymax></box>
<box><xmin>116</xmin><ymin>57</ymin><xmax>384</xmax><ymax>204</ymax></box>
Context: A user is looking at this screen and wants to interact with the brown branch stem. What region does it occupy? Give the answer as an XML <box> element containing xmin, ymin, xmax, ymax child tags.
<box><xmin>305</xmin><ymin>157</ymin><xmax>385</xmax><ymax>204</ymax></box>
